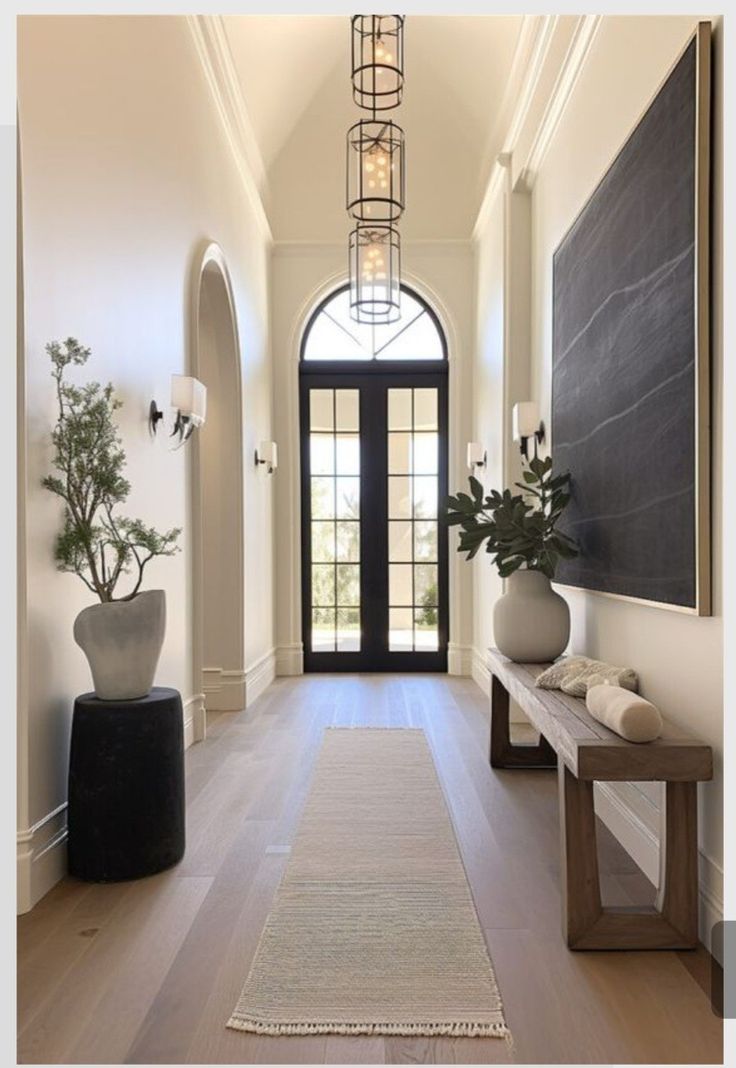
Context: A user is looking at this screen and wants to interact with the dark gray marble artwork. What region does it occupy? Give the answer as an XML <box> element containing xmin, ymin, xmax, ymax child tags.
<box><xmin>552</xmin><ymin>39</ymin><xmax>699</xmax><ymax>608</ymax></box>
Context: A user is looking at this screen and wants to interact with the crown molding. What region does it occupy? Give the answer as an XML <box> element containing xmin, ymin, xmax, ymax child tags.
<box><xmin>516</xmin><ymin>15</ymin><xmax>602</xmax><ymax>192</ymax></box>
<box><xmin>187</xmin><ymin>15</ymin><xmax>272</xmax><ymax>242</ymax></box>
<box><xmin>473</xmin><ymin>14</ymin><xmax>602</xmax><ymax>237</ymax></box>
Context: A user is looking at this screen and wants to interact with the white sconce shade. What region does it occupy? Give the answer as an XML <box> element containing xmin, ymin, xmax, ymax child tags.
<box><xmin>255</xmin><ymin>441</ymin><xmax>278</xmax><ymax>474</ymax></box>
<box><xmin>466</xmin><ymin>442</ymin><xmax>486</xmax><ymax>470</ymax></box>
<box><xmin>512</xmin><ymin>401</ymin><xmax>540</xmax><ymax>442</ymax></box>
<box><xmin>171</xmin><ymin>375</ymin><xmax>207</xmax><ymax>427</ymax></box>
<box><xmin>512</xmin><ymin>400</ymin><xmax>545</xmax><ymax>461</ymax></box>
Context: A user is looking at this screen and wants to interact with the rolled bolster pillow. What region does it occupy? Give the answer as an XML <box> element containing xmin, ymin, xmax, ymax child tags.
<box><xmin>586</xmin><ymin>684</ymin><xmax>663</xmax><ymax>743</ymax></box>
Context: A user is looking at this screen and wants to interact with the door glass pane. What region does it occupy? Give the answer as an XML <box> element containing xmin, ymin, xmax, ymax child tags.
<box><xmin>389</xmin><ymin>564</ymin><xmax>413</xmax><ymax>606</ymax></box>
<box><xmin>389</xmin><ymin>520</ymin><xmax>412</xmax><ymax>562</ymax></box>
<box><xmin>414</xmin><ymin>609</ymin><xmax>439</xmax><ymax>650</ymax></box>
<box><xmin>413</xmin><ymin>476</ymin><xmax>437</xmax><ymax>519</ymax></box>
<box><xmin>388</xmin><ymin>432</ymin><xmax>412</xmax><ymax>474</ymax></box>
<box><xmin>337</xmin><ymin>608</ymin><xmax>360</xmax><ymax>651</ymax></box>
<box><xmin>311</xmin><ymin>477</ymin><xmax>335</xmax><ymax>519</ymax></box>
<box><xmin>336</xmin><ymin>477</ymin><xmax>360</xmax><ymax>519</ymax></box>
<box><xmin>312</xmin><ymin>564</ymin><xmax>335</xmax><ymax>606</ymax></box>
<box><xmin>388</xmin><ymin>388</ymin><xmax>412</xmax><ymax>430</ymax></box>
<box><xmin>388</xmin><ymin>387</ymin><xmax>440</xmax><ymax>651</ymax></box>
<box><xmin>310</xmin><ymin>390</ymin><xmax>334</xmax><ymax>431</ymax></box>
<box><xmin>308</xmin><ymin>389</ymin><xmax>361</xmax><ymax>652</ymax></box>
<box><xmin>414</xmin><ymin>520</ymin><xmax>437</xmax><ymax>562</ymax></box>
<box><xmin>312</xmin><ymin>521</ymin><xmax>335</xmax><ymax>562</ymax></box>
<box><xmin>310</xmin><ymin>435</ymin><xmax>334</xmax><ymax>475</ymax></box>
<box><xmin>336</xmin><ymin>564</ymin><xmax>360</xmax><ymax>606</ymax></box>
<box><xmin>335</xmin><ymin>434</ymin><xmax>360</xmax><ymax>475</ymax></box>
<box><xmin>389</xmin><ymin>608</ymin><xmax>413</xmax><ymax>651</ymax></box>
<box><xmin>312</xmin><ymin>608</ymin><xmax>335</xmax><ymax>650</ymax></box>
<box><xmin>336</xmin><ymin>389</ymin><xmax>360</xmax><ymax>431</ymax></box>
<box><xmin>336</xmin><ymin>521</ymin><xmax>360</xmax><ymax>562</ymax></box>
<box><xmin>413</xmin><ymin>433</ymin><xmax>437</xmax><ymax>474</ymax></box>
<box><xmin>388</xmin><ymin>476</ymin><xmax>411</xmax><ymax>519</ymax></box>
<box><xmin>414</xmin><ymin>388</ymin><xmax>438</xmax><ymax>430</ymax></box>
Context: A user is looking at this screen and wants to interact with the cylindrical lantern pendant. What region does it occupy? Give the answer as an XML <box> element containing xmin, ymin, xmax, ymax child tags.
<box><xmin>348</xmin><ymin>223</ymin><xmax>401</xmax><ymax>324</ymax></box>
<box><xmin>351</xmin><ymin>15</ymin><xmax>404</xmax><ymax>112</ymax></box>
<box><xmin>347</xmin><ymin>119</ymin><xmax>405</xmax><ymax>223</ymax></box>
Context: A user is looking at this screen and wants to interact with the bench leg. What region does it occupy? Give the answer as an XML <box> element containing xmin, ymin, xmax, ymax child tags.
<box><xmin>490</xmin><ymin>674</ymin><xmax>557</xmax><ymax>769</ymax></box>
<box><xmin>558</xmin><ymin>765</ymin><xmax>700</xmax><ymax>950</ymax></box>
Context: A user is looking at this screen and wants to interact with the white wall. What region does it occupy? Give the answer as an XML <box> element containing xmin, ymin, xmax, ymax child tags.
<box><xmin>473</xmin><ymin>16</ymin><xmax>723</xmax><ymax>945</ymax></box>
<box><xmin>17</xmin><ymin>15</ymin><xmax>274</xmax><ymax>911</ymax></box>
<box><xmin>271</xmin><ymin>240</ymin><xmax>475</xmax><ymax>676</ymax></box>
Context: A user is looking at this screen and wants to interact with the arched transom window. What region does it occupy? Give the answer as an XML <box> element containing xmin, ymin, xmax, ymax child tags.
<box><xmin>302</xmin><ymin>284</ymin><xmax>446</xmax><ymax>362</ymax></box>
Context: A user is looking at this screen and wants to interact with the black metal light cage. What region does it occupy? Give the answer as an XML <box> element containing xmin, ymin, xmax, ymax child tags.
<box><xmin>351</xmin><ymin>15</ymin><xmax>404</xmax><ymax>112</ymax></box>
<box><xmin>346</xmin><ymin>119</ymin><xmax>405</xmax><ymax>223</ymax></box>
<box><xmin>348</xmin><ymin>222</ymin><xmax>401</xmax><ymax>324</ymax></box>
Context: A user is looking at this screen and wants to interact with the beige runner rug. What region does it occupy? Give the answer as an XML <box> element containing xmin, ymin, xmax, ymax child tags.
<box><xmin>227</xmin><ymin>727</ymin><xmax>509</xmax><ymax>1038</ymax></box>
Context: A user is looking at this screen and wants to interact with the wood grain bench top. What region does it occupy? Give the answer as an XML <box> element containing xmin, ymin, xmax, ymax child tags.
<box><xmin>487</xmin><ymin>648</ymin><xmax>713</xmax><ymax>783</ymax></box>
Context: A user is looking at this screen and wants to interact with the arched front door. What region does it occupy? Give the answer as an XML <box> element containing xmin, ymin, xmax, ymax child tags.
<box><xmin>300</xmin><ymin>284</ymin><xmax>449</xmax><ymax>672</ymax></box>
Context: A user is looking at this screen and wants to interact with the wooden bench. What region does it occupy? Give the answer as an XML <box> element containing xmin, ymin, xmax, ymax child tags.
<box><xmin>487</xmin><ymin>648</ymin><xmax>713</xmax><ymax>951</ymax></box>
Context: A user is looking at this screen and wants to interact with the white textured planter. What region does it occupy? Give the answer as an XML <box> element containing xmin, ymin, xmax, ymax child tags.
<box><xmin>493</xmin><ymin>570</ymin><xmax>570</xmax><ymax>663</ymax></box>
<box><xmin>73</xmin><ymin>589</ymin><xmax>166</xmax><ymax>700</ymax></box>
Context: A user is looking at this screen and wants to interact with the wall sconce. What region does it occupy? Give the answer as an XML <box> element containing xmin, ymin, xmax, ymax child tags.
<box><xmin>466</xmin><ymin>442</ymin><xmax>487</xmax><ymax>471</ymax></box>
<box><xmin>512</xmin><ymin>401</ymin><xmax>545</xmax><ymax>461</ymax></box>
<box><xmin>255</xmin><ymin>441</ymin><xmax>278</xmax><ymax>474</ymax></box>
<box><xmin>150</xmin><ymin>375</ymin><xmax>207</xmax><ymax>447</ymax></box>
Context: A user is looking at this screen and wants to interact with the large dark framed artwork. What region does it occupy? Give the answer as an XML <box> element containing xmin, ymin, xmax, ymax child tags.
<box><xmin>551</xmin><ymin>23</ymin><xmax>711</xmax><ymax>614</ymax></box>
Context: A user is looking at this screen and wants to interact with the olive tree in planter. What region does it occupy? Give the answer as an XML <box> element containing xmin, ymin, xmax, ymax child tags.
<box><xmin>444</xmin><ymin>456</ymin><xmax>579</xmax><ymax>662</ymax></box>
<box><xmin>42</xmin><ymin>338</ymin><xmax>181</xmax><ymax>699</ymax></box>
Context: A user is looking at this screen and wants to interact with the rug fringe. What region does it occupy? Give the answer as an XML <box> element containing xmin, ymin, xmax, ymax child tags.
<box><xmin>226</xmin><ymin>1016</ymin><xmax>510</xmax><ymax>1038</ymax></box>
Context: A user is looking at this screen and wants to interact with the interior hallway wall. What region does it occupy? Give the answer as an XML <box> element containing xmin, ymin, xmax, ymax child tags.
<box><xmin>472</xmin><ymin>15</ymin><xmax>723</xmax><ymax>948</ymax></box>
<box><xmin>271</xmin><ymin>241</ymin><xmax>474</xmax><ymax>676</ymax></box>
<box><xmin>17</xmin><ymin>15</ymin><xmax>274</xmax><ymax>911</ymax></box>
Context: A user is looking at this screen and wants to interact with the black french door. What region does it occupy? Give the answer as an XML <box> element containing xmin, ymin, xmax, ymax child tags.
<box><xmin>300</xmin><ymin>361</ymin><xmax>448</xmax><ymax>672</ymax></box>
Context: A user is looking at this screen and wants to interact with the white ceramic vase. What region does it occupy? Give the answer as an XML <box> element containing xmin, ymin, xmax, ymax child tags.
<box><xmin>73</xmin><ymin>589</ymin><xmax>166</xmax><ymax>700</ymax></box>
<box><xmin>493</xmin><ymin>569</ymin><xmax>570</xmax><ymax>663</ymax></box>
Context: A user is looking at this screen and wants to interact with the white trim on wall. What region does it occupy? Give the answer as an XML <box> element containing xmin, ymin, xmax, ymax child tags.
<box><xmin>447</xmin><ymin>643</ymin><xmax>474</xmax><ymax>677</ymax></box>
<box><xmin>186</xmin><ymin>15</ymin><xmax>272</xmax><ymax>241</ymax></box>
<box><xmin>275</xmin><ymin>642</ymin><xmax>304</xmax><ymax>676</ymax></box>
<box><xmin>245</xmin><ymin>648</ymin><xmax>276</xmax><ymax>707</ymax></box>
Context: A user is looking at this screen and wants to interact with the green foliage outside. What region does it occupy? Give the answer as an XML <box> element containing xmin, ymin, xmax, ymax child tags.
<box><xmin>444</xmin><ymin>455</ymin><xmax>578</xmax><ymax>580</ymax></box>
<box><xmin>42</xmin><ymin>339</ymin><xmax>181</xmax><ymax>603</ymax></box>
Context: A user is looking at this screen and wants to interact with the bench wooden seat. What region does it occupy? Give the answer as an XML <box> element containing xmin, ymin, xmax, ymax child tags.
<box><xmin>487</xmin><ymin>648</ymin><xmax>713</xmax><ymax>951</ymax></box>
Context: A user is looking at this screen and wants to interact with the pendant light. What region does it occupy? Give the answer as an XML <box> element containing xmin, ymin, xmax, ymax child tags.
<box><xmin>346</xmin><ymin>118</ymin><xmax>405</xmax><ymax>223</ymax></box>
<box><xmin>350</xmin><ymin>15</ymin><xmax>404</xmax><ymax>112</ymax></box>
<box><xmin>348</xmin><ymin>222</ymin><xmax>401</xmax><ymax>324</ymax></box>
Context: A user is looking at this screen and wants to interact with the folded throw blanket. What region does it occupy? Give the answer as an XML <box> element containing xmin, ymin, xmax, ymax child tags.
<box><xmin>535</xmin><ymin>655</ymin><xmax>638</xmax><ymax>697</ymax></box>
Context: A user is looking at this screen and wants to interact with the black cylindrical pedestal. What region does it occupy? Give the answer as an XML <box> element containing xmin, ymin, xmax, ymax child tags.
<box><xmin>68</xmin><ymin>687</ymin><xmax>185</xmax><ymax>881</ymax></box>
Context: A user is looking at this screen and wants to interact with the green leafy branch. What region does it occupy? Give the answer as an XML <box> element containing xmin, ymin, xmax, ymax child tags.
<box><xmin>42</xmin><ymin>338</ymin><xmax>181</xmax><ymax>602</ymax></box>
<box><xmin>443</xmin><ymin>454</ymin><xmax>578</xmax><ymax>580</ymax></box>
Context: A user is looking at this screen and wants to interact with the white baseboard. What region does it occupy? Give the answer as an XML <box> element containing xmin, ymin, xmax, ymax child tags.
<box><xmin>275</xmin><ymin>642</ymin><xmax>303</xmax><ymax>676</ymax></box>
<box><xmin>17</xmin><ymin>803</ymin><xmax>68</xmax><ymax>915</ymax></box>
<box><xmin>202</xmin><ymin>666</ymin><xmax>247</xmax><ymax>710</ymax></box>
<box><xmin>448</xmin><ymin>642</ymin><xmax>473</xmax><ymax>676</ymax></box>
<box><xmin>245</xmin><ymin>648</ymin><xmax>276</xmax><ymax>706</ymax></box>
<box><xmin>183</xmin><ymin>692</ymin><xmax>206</xmax><ymax>745</ymax></box>
<box><xmin>471</xmin><ymin>646</ymin><xmax>492</xmax><ymax>694</ymax></box>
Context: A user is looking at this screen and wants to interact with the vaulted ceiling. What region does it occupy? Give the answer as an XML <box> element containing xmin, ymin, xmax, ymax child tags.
<box><xmin>222</xmin><ymin>16</ymin><xmax>529</xmax><ymax>242</ymax></box>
